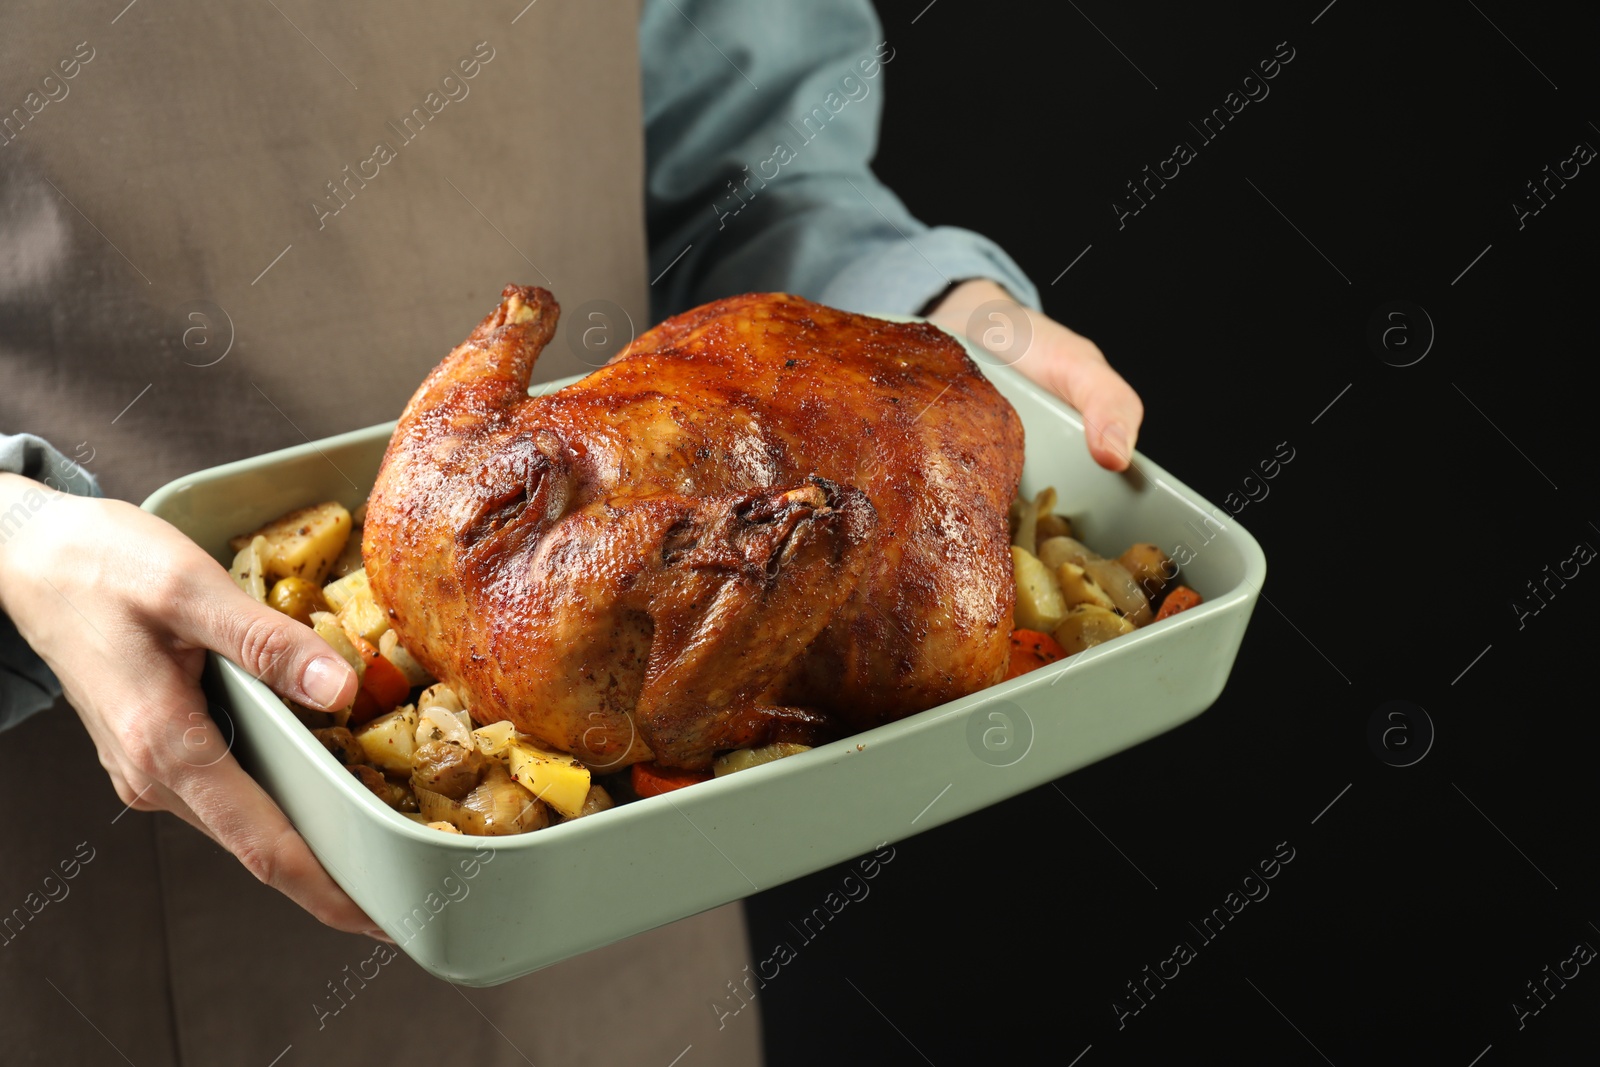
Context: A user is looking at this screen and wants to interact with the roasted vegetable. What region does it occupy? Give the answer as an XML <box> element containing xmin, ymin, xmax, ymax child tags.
<box><xmin>1118</xmin><ymin>543</ymin><xmax>1175</xmax><ymax>600</ymax></box>
<box><xmin>349</xmin><ymin>764</ymin><xmax>418</xmax><ymax>812</ymax></box>
<box><xmin>1006</xmin><ymin>629</ymin><xmax>1067</xmax><ymax>679</ymax></box>
<box><xmin>1155</xmin><ymin>585</ymin><xmax>1204</xmax><ymax>620</ymax></box>
<box><xmin>410</xmin><ymin>739</ymin><xmax>487</xmax><ymax>800</ymax></box>
<box><xmin>1054</xmin><ymin>561</ymin><xmax>1117</xmax><ymax>611</ymax></box>
<box><xmin>322</xmin><ymin>568</ymin><xmax>371</xmax><ymax>612</ymax></box>
<box><xmin>1036</xmin><ymin>535</ymin><xmax>1096</xmax><ymax>571</ymax></box>
<box><xmin>416</xmin><ymin>687</ymin><xmax>473</xmax><ymax>748</ymax></box>
<box><xmin>337</xmin><ymin>596</ymin><xmax>389</xmax><ymax>646</ymax></box>
<box><xmin>352</xmin><ymin>635</ymin><xmax>410</xmax><ymax>715</ymax></box>
<box><xmin>569</xmin><ymin>784</ymin><xmax>614</xmax><ymax>819</ymax></box>
<box><xmin>328</xmin><ymin>568</ymin><xmax>389</xmax><ymax>645</ymax></box>
<box><xmin>631</xmin><ymin>762</ymin><xmax>712</xmax><ymax>797</ymax></box>
<box><xmin>1011</xmin><ymin>546</ymin><xmax>1067</xmax><ymax>632</ymax></box>
<box><xmin>329</xmin><ymin>530</ymin><xmax>364</xmax><ymax>580</ymax></box>
<box><xmin>471</xmin><ymin>720</ymin><xmax>518</xmax><ymax>757</ymax></box>
<box><xmin>354</xmin><ymin>705</ymin><xmax>418</xmax><ymax>775</ymax></box>
<box><xmin>228</xmin><ymin>501</ymin><xmax>351</xmax><ymax>585</ymax></box>
<box><xmin>267</xmin><ymin>576</ymin><xmax>329</xmax><ymax>625</ymax></box>
<box><xmin>1081</xmin><ymin>557</ymin><xmax>1153</xmax><ymax>626</ymax></box>
<box><xmin>416</xmin><ymin>762</ymin><xmax>549</xmax><ymax>835</ymax></box>
<box><xmin>310</xmin><ymin>611</ymin><xmax>363</xmax><ymax>678</ymax></box>
<box><xmin>505</xmin><ymin>740</ymin><xmax>592</xmax><ymax>819</ymax></box>
<box><xmin>1052</xmin><ymin>604</ymin><xmax>1136</xmax><ymax>655</ymax></box>
<box><xmin>417</xmin><ymin>682</ymin><xmax>466</xmax><ymax>717</ymax></box>
<box><xmin>378</xmin><ymin>629</ymin><xmax>432</xmax><ymax>688</ymax></box>
<box><xmin>311</xmin><ymin>726</ymin><xmax>361</xmax><ymax>766</ymax></box>
<box><xmin>228</xmin><ymin>535</ymin><xmax>268</xmax><ymax>603</ymax></box>
<box><xmin>1036</xmin><ymin>512</ymin><xmax>1074</xmax><ymax>541</ymax></box>
<box><xmin>1009</xmin><ymin>486</ymin><xmax>1056</xmax><ymax>556</ymax></box>
<box><xmin>713</xmin><ymin>742</ymin><xmax>812</xmax><ymax>777</ymax></box>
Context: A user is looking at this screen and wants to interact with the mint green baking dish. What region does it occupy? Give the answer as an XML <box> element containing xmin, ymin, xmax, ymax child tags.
<box><xmin>141</xmin><ymin>336</ymin><xmax>1265</xmax><ymax>986</ymax></box>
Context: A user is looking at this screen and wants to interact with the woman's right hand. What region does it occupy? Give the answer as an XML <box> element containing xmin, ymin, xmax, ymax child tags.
<box><xmin>0</xmin><ymin>472</ymin><xmax>384</xmax><ymax>938</ymax></box>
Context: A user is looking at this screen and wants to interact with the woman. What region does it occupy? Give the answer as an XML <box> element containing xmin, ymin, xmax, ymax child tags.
<box><xmin>0</xmin><ymin>0</ymin><xmax>1141</xmax><ymax>1061</ymax></box>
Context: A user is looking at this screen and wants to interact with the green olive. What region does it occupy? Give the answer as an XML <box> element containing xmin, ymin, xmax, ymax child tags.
<box><xmin>268</xmin><ymin>576</ymin><xmax>330</xmax><ymax>625</ymax></box>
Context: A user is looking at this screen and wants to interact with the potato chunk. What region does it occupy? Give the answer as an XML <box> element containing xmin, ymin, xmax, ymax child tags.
<box><xmin>1052</xmin><ymin>604</ymin><xmax>1136</xmax><ymax>655</ymax></box>
<box><xmin>322</xmin><ymin>567</ymin><xmax>371</xmax><ymax>612</ymax></box>
<box><xmin>323</xmin><ymin>567</ymin><xmax>389</xmax><ymax>644</ymax></box>
<box><xmin>1012</xmin><ymin>546</ymin><xmax>1067</xmax><ymax>633</ymax></box>
<box><xmin>354</xmin><ymin>705</ymin><xmax>419</xmax><ymax>774</ymax></box>
<box><xmin>229</xmin><ymin>502</ymin><xmax>351</xmax><ymax>585</ymax></box>
<box><xmin>1036</xmin><ymin>513</ymin><xmax>1074</xmax><ymax>541</ymax></box>
<box><xmin>1055</xmin><ymin>561</ymin><xmax>1117</xmax><ymax>611</ymax></box>
<box><xmin>329</xmin><ymin>530</ymin><xmax>365</xmax><ymax>580</ymax></box>
<box><xmin>713</xmin><ymin>743</ymin><xmax>812</xmax><ymax>777</ymax></box>
<box><xmin>505</xmin><ymin>740</ymin><xmax>592</xmax><ymax>819</ymax></box>
<box><xmin>1081</xmin><ymin>558</ymin><xmax>1153</xmax><ymax>626</ymax></box>
<box><xmin>1118</xmin><ymin>543</ymin><xmax>1176</xmax><ymax>600</ymax></box>
<box><xmin>1036</xmin><ymin>535</ymin><xmax>1097</xmax><ymax>570</ymax></box>
<box><xmin>311</xmin><ymin>611</ymin><xmax>363</xmax><ymax>678</ymax></box>
<box><xmin>335</xmin><ymin>590</ymin><xmax>389</xmax><ymax>646</ymax></box>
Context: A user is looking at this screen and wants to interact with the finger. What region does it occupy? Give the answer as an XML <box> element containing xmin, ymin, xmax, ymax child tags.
<box><xmin>63</xmin><ymin>680</ymin><xmax>181</xmax><ymax>817</ymax></box>
<box><xmin>1032</xmin><ymin>334</ymin><xmax>1145</xmax><ymax>473</ymax></box>
<box><xmin>1079</xmin><ymin>369</ymin><xmax>1145</xmax><ymax>473</ymax></box>
<box><xmin>99</xmin><ymin>718</ymin><xmax>389</xmax><ymax>941</ymax></box>
<box><xmin>112</xmin><ymin>770</ymin><xmax>214</xmax><ymax>841</ymax></box>
<box><xmin>152</xmin><ymin>698</ymin><xmax>375</xmax><ymax>933</ymax></box>
<box><xmin>169</xmin><ymin>563</ymin><xmax>358</xmax><ymax>712</ymax></box>
<box><xmin>79</xmin><ymin>693</ymin><xmax>232</xmax><ymax>845</ymax></box>
<box><xmin>91</xmin><ymin>658</ymin><xmax>379</xmax><ymax>937</ymax></box>
<box><xmin>172</xmin><ymin>768</ymin><xmax>383</xmax><ymax>938</ymax></box>
<box><xmin>168</xmin><ymin>747</ymin><xmax>381</xmax><ymax>935</ymax></box>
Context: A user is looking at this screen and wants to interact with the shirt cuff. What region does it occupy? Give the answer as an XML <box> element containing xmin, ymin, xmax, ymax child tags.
<box><xmin>814</xmin><ymin>225</ymin><xmax>1043</xmax><ymax>320</ymax></box>
<box><xmin>1</xmin><ymin>625</ymin><xmax>60</xmax><ymax>733</ymax></box>
<box><xmin>0</xmin><ymin>433</ymin><xmax>103</xmax><ymax>498</ymax></box>
<box><xmin>0</xmin><ymin>432</ymin><xmax>95</xmax><ymax>732</ymax></box>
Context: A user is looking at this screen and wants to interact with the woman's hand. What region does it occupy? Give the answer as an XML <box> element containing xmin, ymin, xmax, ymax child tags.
<box><xmin>925</xmin><ymin>279</ymin><xmax>1145</xmax><ymax>472</ymax></box>
<box><xmin>0</xmin><ymin>473</ymin><xmax>384</xmax><ymax>938</ymax></box>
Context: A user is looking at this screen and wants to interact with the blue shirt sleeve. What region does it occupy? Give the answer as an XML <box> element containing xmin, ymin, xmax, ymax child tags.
<box><xmin>1</xmin><ymin>433</ymin><xmax>100</xmax><ymax>731</ymax></box>
<box><xmin>640</xmin><ymin>0</ymin><xmax>1041</xmax><ymax>321</ymax></box>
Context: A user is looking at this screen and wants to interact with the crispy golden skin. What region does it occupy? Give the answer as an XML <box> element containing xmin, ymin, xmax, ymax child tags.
<box><xmin>363</xmin><ymin>287</ymin><xmax>1023</xmax><ymax>769</ymax></box>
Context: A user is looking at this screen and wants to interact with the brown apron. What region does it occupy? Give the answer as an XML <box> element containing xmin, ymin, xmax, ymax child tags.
<box><xmin>0</xmin><ymin>1</ymin><xmax>763</xmax><ymax>1062</ymax></box>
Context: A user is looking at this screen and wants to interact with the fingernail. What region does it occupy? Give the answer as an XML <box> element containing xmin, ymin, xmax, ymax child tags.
<box><xmin>301</xmin><ymin>656</ymin><xmax>349</xmax><ymax>709</ymax></box>
<box><xmin>1103</xmin><ymin>423</ymin><xmax>1130</xmax><ymax>458</ymax></box>
<box><xmin>365</xmin><ymin>928</ymin><xmax>394</xmax><ymax>943</ymax></box>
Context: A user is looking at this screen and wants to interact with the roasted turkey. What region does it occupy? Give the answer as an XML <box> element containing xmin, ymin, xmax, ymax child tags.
<box><xmin>362</xmin><ymin>287</ymin><xmax>1024</xmax><ymax>770</ymax></box>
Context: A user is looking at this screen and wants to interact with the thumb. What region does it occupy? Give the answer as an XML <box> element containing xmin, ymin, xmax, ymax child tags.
<box><xmin>179</xmin><ymin>570</ymin><xmax>359</xmax><ymax>711</ymax></box>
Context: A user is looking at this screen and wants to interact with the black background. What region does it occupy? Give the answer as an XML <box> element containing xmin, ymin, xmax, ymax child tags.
<box><xmin>746</xmin><ymin>2</ymin><xmax>1600</xmax><ymax>1064</ymax></box>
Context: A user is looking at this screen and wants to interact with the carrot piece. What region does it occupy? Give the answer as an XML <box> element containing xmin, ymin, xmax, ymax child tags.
<box><xmin>1155</xmin><ymin>585</ymin><xmax>1203</xmax><ymax>621</ymax></box>
<box><xmin>348</xmin><ymin>688</ymin><xmax>383</xmax><ymax>727</ymax></box>
<box><xmin>351</xmin><ymin>635</ymin><xmax>411</xmax><ymax>714</ymax></box>
<box><xmin>1007</xmin><ymin>628</ymin><xmax>1067</xmax><ymax>679</ymax></box>
<box><xmin>632</xmin><ymin>762</ymin><xmax>713</xmax><ymax>798</ymax></box>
